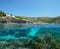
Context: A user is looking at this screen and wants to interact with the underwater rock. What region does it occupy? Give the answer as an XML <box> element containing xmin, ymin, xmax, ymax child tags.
<box><xmin>14</xmin><ymin>28</ymin><xmax>30</xmax><ymax>37</ymax></box>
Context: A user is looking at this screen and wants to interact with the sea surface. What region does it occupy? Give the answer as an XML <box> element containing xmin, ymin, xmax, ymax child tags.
<box><xmin>0</xmin><ymin>23</ymin><xmax>60</xmax><ymax>40</ymax></box>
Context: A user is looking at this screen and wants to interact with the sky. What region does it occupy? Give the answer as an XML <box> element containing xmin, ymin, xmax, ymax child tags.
<box><xmin>0</xmin><ymin>0</ymin><xmax>60</xmax><ymax>17</ymax></box>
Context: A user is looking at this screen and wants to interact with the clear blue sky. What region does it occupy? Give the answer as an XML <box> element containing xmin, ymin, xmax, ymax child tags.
<box><xmin>0</xmin><ymin>0</ymin><xmax>60</xmax><ymax>17</ymax></box>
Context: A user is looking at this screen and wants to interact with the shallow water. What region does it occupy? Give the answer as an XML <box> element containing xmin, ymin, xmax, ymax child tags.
<box><xmin>0</xmin><ymin>23</ymin><xmax>60</xmax><ymax>40</ymax></box>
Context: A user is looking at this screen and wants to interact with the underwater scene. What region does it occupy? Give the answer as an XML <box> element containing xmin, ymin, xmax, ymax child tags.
<box><xmin>0</xmin><ymin>23</ymin><xmax>60</xmax><ymax>49</ymax></box>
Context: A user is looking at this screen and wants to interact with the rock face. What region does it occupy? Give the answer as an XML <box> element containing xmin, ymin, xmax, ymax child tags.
<box><xmin>0</xmin><ymin>16</ymin><xmax>27</xmax><ymax>23</ymax></box>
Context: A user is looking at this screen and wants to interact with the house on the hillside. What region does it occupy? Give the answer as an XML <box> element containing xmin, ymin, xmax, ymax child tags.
<box><xmin>6</xmin><ymin>14</ymin><xmax>15</xmax><ymax>17</ymax></box>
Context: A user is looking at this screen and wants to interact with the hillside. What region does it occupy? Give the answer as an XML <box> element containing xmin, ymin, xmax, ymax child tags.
<box><xmin>0</xmin><ymin>10</ymin><xmax>60</xmax><ymax>23</ymax></box>
<box><xmin>15</xmin><ymin>16</ymin><xmax>60</xmax><ymax>23</ymax></box>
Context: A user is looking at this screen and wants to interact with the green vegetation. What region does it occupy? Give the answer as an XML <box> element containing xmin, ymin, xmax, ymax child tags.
<box><xmin>0</xmin><ymin>10</ymin><xmax>6</xmax><ymax>16</ymax></box>
<box><xmin>15</xmin><ymin>16</ymin><xmax>60</xmax><ymax>23</ymax></box>
<box><xmin>0</xmin><ymin>34</ymin><xmax>60</xmax><ymax>49</ymax></box>
<box><xmin>0</xmin><ymin>10</ymin><xmax>60</xmax><ymax>23</ymax></box>
<box><xmin>52</xmin><ymin>16</ymin><xmax>60</xmax><ymax>23</ymax></box>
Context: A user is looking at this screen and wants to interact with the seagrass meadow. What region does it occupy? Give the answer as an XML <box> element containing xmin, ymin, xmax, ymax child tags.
<box><xmin>0</xmin><ymin>23</ymin><xmax>60</xmax><ymax>49</ymax></box>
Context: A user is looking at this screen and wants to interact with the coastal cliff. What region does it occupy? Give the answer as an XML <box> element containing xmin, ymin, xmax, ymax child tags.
<box><xmin>0</xmin><ymin>10</ymin><xmax>60</xmax><ymax>23</ymax></box>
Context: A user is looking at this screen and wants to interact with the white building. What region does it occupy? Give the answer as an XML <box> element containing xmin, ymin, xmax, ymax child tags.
<box><xmin>6</xmin><ymin>14</ymin><xmax>15</xmax><ymax>17</ymax></box>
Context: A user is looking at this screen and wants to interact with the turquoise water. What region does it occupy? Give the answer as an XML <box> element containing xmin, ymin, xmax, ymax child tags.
<box><xmin>0</xmin><ymin>23</ymin><xmax>60</xmax><ymax>40</ymax></box>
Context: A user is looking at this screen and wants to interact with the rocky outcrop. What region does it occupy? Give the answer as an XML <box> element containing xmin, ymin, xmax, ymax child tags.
<box><xmin>0</xmin><ymin>16</ymin><xmax>27</xmax><ymax>23</ymax></box>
